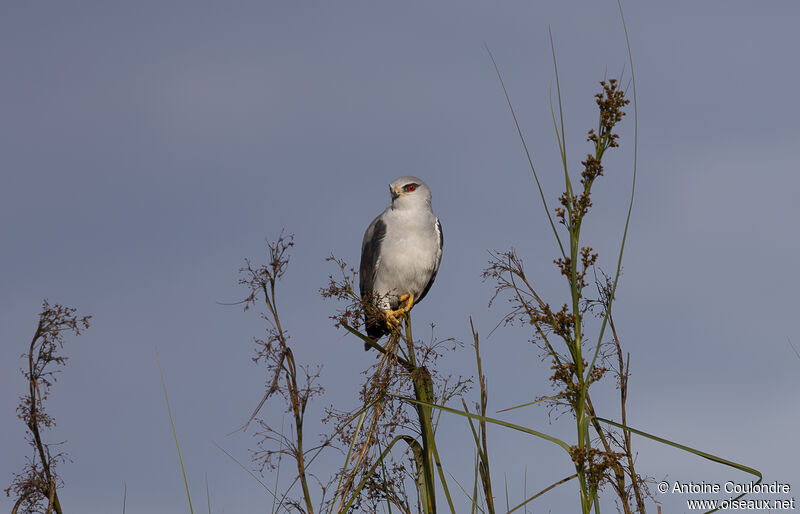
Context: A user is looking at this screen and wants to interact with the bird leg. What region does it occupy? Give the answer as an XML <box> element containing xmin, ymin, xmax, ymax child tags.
<box><xmin>399</xmin><ymin>292</ymin><xmax>415</xmax><ymax>313</ymax></box>
<box><xmin>383</xmin><ymin>293</ymin><xmax>416</xmax><ymax>330</ymax></box>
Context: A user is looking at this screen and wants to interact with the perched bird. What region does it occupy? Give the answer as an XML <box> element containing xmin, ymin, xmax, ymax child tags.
<box><xmin>359</xmin><ymin>176</ymin><xmax>443</xmax><ymax>347</ymax></box>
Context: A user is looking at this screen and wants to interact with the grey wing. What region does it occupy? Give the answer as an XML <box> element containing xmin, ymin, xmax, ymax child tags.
<box><xmin>359</xmin><ymin>216</ymin><xmax>387</xmax><ymax>299</ymax></box>
<box><xmin>416</xmin><ymin>218</ymin><xmax>443</xmax><ymax>304</ymax></box>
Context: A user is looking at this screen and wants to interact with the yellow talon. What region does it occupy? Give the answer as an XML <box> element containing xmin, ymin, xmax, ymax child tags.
<box><xmin>384</xmin><ymin>309</ymin><xmax>401</xmax><ymax>329</ymax></box>
<box><xmin>383</xmin><ymin>293</ymin><xmax>416</xmax><ymax>330</ymax></box>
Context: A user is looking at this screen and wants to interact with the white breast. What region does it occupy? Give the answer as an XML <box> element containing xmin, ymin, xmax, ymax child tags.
<box><xmin>372</xmin><ymin>207</ymin><xmax>440</xmax><ymax>309</ymax></box>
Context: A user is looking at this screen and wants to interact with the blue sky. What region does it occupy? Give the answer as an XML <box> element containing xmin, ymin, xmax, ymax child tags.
<box><xmin>2</xmin><ymin>1</ymin><xmax>799</xmax><ymax>512</ymax></box>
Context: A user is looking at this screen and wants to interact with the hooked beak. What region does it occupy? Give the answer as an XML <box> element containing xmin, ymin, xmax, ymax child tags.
<box><xmin>390</xmin><ymin>185</ymin><xmax>400</xmax><ymax>200</ymax></box>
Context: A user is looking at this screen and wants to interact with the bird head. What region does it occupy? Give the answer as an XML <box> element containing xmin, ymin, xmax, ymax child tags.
<box><xmin>389</xmin><ymin>176</ymin><xmax>432</xmax><ymax>209</ymax></box>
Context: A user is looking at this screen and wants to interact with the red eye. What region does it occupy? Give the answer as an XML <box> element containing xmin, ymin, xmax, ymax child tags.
<box><xmin>405</xmin><ymin>184</ymin><xmax>416</xmax><ymax>192</ymax></box>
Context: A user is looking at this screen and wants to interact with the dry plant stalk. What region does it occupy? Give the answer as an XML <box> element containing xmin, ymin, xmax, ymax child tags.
<box><xmin>6</xmin><ymin>301</ymin><xmax>91</xmax><ymax>514</ymax></box>
<box><xmin>238</xmin><ymin>233</ymin><xmax>329</xmax><ymax>513</ymax></box>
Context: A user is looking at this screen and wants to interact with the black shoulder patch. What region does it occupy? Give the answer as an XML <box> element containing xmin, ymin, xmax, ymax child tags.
<box><xmin>359</xmin><ymin>218</ymin><xmax>387</xmax><ymax>298</ymax></box>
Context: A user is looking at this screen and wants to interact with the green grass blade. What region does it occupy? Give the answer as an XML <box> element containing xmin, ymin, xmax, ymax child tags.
<box><xmin>496</xmin><ymin>394</ymin><xmax>566</xmax><ymax>414</ymax></box>
<box><xmin>548</xmin><ymin>27</ymin><xmax>573</xmax><ymax>200</ymax></box>
<box><xmin>460</xmin><ymin>399</ymin><xmax>495</xmax><ymax>514</ymax></box>
<box><xmin>374</xmin><ymin>437</ymin><xmax>395</xmax><ymax>514</ymax></box>
<box><xmin>399</xmin><ymin>396</ymin><xmax>571</xmax><ymax>453</ymax></box>
<box><xmin>214</xmin><ymin>441</ymin><xmax>282</xmax><ymax>503</ymax></box>
<box><xmin>789</xmin><ymin>338</ymin><xmax>800</xmax><ymax>360</ymax></box>
<box><xmin>595</xmin><ymin>417</ymin><xmax>760</xmax><ymax>477</ymax></box>
<box><xmin>485</xmin><ymin>44</ymin><xmax>566</xmax><ymax>259</ymax></box>
<box><xmin>504</xmin><ymin>474</ymin><xmax>509</xmax><ymax>513</ymax></box>
<box><xmin>205</xmin><ymin>473</ymin><xmax>211</xmax><ymax>514</ymax></box>
<box><xmin>157</xmin><ymin>353</ymin><xmax>194</xmax><ymax>514</ymax></box>
<box><xmin>427</xmin><ymin>423</ymin><xmax>457</xmax><ymax>513</ymax></box>
<box><xmin>595</xmin><ymin>417</ymin><xmax>761</xmax><ymax>513</ymax></box>
<box><xmin>330</xmin><ymin>409</ymin><xmax>367</xmax><ymax>514</ymax></box>
<box><xmin>507</xmin><ymin>474</ymin><xmax>577</xmax><ymax>514</ymax></box>
<box><xmin>447</xmin><ymin>469</ymin><xmax>486</xmax><ymax>514</ymax></box>
<box><xmin>270</xmin><ymin>417</ymin><xmax>285</xmax><ymax>514</ymax></box>
<box><xmin>472</xmin><ymin>452</ymin><xmax>481</xmax><ymax>514</ymax></box>
<box><xmin>461</xmin><ymin>400</ymin><xmax>486</xmax><ymax>470</ymax></box>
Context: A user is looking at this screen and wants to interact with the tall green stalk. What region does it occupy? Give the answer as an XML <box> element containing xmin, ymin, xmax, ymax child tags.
<box><xmin>402</xmin><ymin>315</ymin><xmax>436</xmax><ymax>513</ymax></box>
